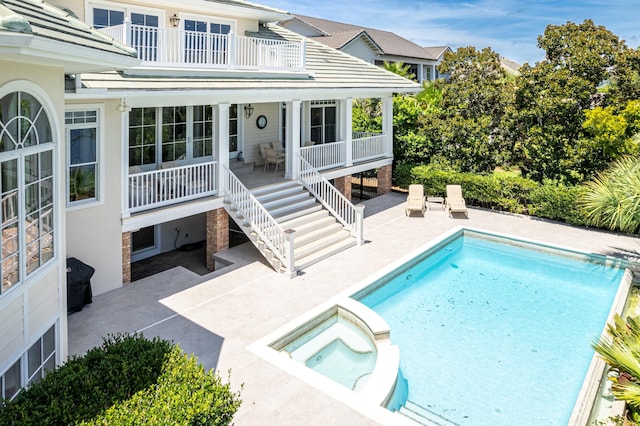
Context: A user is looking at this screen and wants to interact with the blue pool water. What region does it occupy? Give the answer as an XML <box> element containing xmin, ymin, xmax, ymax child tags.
<box><xmin>357</xmin><ymin>233</ymin><xmax>626</xmax><ymax>425</ymax></box>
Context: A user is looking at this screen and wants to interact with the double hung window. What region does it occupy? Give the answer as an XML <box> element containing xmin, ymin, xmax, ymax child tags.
<box><xmin>66</xmin><ymin>110</ymin><xmax>99</xmax><ymax>205</ymax></box>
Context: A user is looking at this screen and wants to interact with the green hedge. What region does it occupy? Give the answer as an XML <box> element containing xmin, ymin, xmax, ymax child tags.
<box><xmin>0</xmin><ymin>334</ymin><xmax>241</xmax><ymax>426</ymax></box>
<box><xmin>400</xmin><ymin>165</ymin><xmax>587</xmax><ymax>226</ymax></box>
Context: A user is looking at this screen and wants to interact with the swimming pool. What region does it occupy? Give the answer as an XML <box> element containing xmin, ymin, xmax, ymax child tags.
<box><xmin>352</xmin><ymin>230</ymin><xmax>629</xmax><ymax>425</ymax></box>
<box><xmin>251</xmin><ymin>228</ymin><xmax>632</xmax><ymax>425</ymax></box>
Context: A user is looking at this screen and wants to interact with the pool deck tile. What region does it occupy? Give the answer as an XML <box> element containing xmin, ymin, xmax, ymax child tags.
<box><xmin>67</xmin><ymin>192</ymin><xmax>640</xmax><ymax>425</ymax></box>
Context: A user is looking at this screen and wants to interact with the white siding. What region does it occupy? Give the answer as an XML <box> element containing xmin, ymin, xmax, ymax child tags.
<box><xmin>65</xmin><ymin>100</ymin><xmax>124</xmax><ymax>296</ymax></box>
<box><xmin>342</xmin><ymin>38</ymin><xmax>378</xmax><ymax>64</ymax></box>
<box><xmin>0</xmin><ymin>296</ymin><xmax>25</xmax><ymax>366</ymax></box>
<box><xmin>242</xmin><ymin>103</ymin><xmax>281</xmax><ymax>165</ymax></box>
<box><xmin>28</xmin><ymin>268</ymin><xmax>60</xmax><ymax>336</ymax></box>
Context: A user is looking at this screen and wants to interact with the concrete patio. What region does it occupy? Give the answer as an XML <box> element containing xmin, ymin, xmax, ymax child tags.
<box><xmin>67</xmin><ymin>192</ymin><xmax>640</xmax><ymax>425</ymax></box>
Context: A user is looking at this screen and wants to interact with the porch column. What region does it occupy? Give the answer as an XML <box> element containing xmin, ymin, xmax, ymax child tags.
<box><xmin>122</xmin><ymin>232</ymin><xmax>131</xmax><ymax>285</ymax></box>
<box><xmin>342</xmin><ymin>98</ymin><xmax>353</xmax><ymax>167</ymax></box>
<box><xmin>377</xmin><ymin>164</ymin><xmax>392</xmax><ymax>196</ymax></box>
<box><xmin>334</xmin><ymin>175</ymin><xmax>352</xmax><ymax>201</ymax></box>
<box><xmin>382</xmin><ymin>96</ymin><xmax>394</xmax><ymax>158</ymax></box>
<box><xmin>285</xmin><ymin>100</ymin><xmax>301</xmax><ymax>180</ymax></box>
<box><xmin>206</xmin><ymin>208</ymin><xmax>229</xmax><ymax>271</ymax></box>
<box><xmin>215</xmin><ymin>103</ymin><xmax>230</xmax><ymax>196</ymax></box>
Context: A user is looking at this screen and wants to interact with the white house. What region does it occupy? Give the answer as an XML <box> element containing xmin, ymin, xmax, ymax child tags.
<box><xmin>0</xmin><ymin>0</ymin><xmax>420</xmax><ymax>398</ymax></box>
<box><xmin>0</xmin><ymin>0</ymin><xmax>137</xmax><ymax>400</ymax></box>
<box><xmin>280</xmin><ymin>14</ymin><xmax>451</xmax><ymax>83</ymax></box>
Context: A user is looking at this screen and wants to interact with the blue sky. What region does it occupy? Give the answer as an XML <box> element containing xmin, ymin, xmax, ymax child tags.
<box><xmin>266</xmin><ymin>0</ymin><xmax>640</xmax><ymax>65</ymax></box>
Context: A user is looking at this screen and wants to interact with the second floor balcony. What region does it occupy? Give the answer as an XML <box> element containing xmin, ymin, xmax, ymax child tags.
<box><xmin>100</xmin><ymin>23</ymin><xmax>306</xmax><ymax>72</ymax></box>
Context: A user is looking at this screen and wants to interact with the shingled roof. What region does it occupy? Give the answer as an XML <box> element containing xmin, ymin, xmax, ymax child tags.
<box><xmin>0</xmin><ymin>0</ymin><xmax>136</xmax><ymax>57</ymax></box>
<box><xmin>77</xmin><ymin>24</ymin><xmax>421</xmax><ymax>95</ymax></box>
<box><xmin>288</xmin><ymin>14</ymin><xmax>441</xmax><ymax>61</ymax></box>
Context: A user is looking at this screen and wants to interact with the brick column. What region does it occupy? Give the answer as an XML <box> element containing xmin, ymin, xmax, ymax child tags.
<box><xmin>122</xmin><ymin>232</ymin><xmax>131</xmax><ymax>285</ymax></box>
<box><xmin>334</xmin><ymin>175</ymin><xmax>352</xmax><ymax>201</ymax></box>
<box><xmin>377</xmin><ymin>165</ymin><xmax>392</xmax><ymax>195</ymax></box>
<box><xmin>206</xmin><ymin>208</ymin><xmax>229</xmax><ymax>272</ymax></box>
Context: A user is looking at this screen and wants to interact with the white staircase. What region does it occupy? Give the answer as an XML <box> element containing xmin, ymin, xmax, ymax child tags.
<box><xmin>228</xmin><ymin>181</ymin><xmax>357</xmax><ymax>273</ymax></box>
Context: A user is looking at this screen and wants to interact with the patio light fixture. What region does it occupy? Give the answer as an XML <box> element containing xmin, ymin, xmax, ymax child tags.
<box><xmin>117</xmin><ymin>98</ymin><xmax>131</xmax><ymax>113</ymax></box>
<box><xmin>244</xmin><ymin>104</ymin><xmax>254</xmax><ymax>119</ymax></box>
<box><xmin>170</xmin><ymin>14</ymin><xmax>180</xmax><ymax>28</ymax></box>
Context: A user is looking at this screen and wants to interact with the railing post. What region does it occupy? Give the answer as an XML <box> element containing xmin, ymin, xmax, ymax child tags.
<box><xmin>228</xmin><ymin>31</ymin><xmax>235</xmax><ymax>70</ymax></box>
<box><xmin>355</xmin><ymin>204</ymin><xmax>365</xmax><ymax>245</ymax></box>
<box><xmin>300</xmin><ymin>39</ymin><xmax>306</xmax><ymax>71</ymax></box>
<box><xmin>285</xmin><ymin>229</ymin><xmax>297</xmax><ymax>278</ymax></box>
<box><xmin>124</xmin><ymin>18</ymin><xmax>132</xmax><ymax>47</ymax></box>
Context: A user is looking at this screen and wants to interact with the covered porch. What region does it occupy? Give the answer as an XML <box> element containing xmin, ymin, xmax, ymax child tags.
<box><xmin>123</xmin><ymin>97</ymin><xmax>394</xmax><ymax>216</ymax></box>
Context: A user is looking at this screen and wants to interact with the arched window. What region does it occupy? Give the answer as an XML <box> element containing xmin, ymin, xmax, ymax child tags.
<box><xmin>0</xmin><ymin>90</ymin><xmax>55</xmax><ymax>293</ymax></box>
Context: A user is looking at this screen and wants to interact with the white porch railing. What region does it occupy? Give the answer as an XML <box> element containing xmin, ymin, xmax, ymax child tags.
<box><xmin>223</xmin><ymin>166</ymin><xmax>295</xmax><ymax>276</ymax></box>
<box><xmin>100</xmin><ymin>24</ymin><xmax>305</xmax><ymax>72</ymax></box>
<box><xmin>352</xmin><ymin>133</ymin><xmax>386</xmax><ymax>163</ymax></box>
<box><xmin>300</xmin><ymin>141</ymin><xmax>345</xmax><ymax>171</ymax></box>
<box><xmin>297</xmin><ymin>154</ymin><xmax>364</xmax><ymax>245</ymax></box>
<box><xmin>128</xmin><ymin>162</ymin><xmax>217</xmax><ymax>213</ymax></box>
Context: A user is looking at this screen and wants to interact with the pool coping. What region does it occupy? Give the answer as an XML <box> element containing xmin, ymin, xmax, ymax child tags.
<box><xmin>248</xmin><ymin>226</ymin><xmax>635</xmax><ymax>425</ymax></box>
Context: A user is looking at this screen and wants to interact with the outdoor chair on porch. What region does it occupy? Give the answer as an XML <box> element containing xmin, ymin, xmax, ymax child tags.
<box><xmin>264</xmin><ymin>147</ymin><xmax>284</xmax><ymax>173</ymax></box>
<box><xmin>405</xmin><ymin>184</ymin><xmax>426</xmax><ymax>217</ymax></box>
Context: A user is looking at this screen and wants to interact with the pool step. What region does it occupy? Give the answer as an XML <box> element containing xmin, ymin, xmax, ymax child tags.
<box><xmin>399</xmin><ymin>400</ymin><xmax>461</xmax><ymax>426</ymax></box>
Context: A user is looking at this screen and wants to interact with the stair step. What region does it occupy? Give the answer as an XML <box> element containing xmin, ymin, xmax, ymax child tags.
<box><xmin>294</xmin><ymin>222</ymin><xmax>344</xmax><ymax>247</ymax></box>
<box><xmin>398</xmin><ymin>401</ymin><xmax>459</xmax><ymax>426</ymax></box>
<box><xmin>251</xmin><ymin>181</ymin><xmax>300</xmax><ymax>197</ymax></box>
<box><xmin>287</xmin><ymin>215</ymin><xmax>337</xmax><ymax>237</ymax></box>
<box><xmin>295</xmin><ymin>236</ymin><xmax>357</xmax><ymax>270</ymax></box>
<box><xmin>254</xmin><ymin>186</ymin><xmax>306</xmax><ymax>203</ymax></box>
<box><xmin>261</xmin><ymin>192</ymin><xmax>313</xmax><ymax>211</ymax></box>
<box><xmin>294</xmin><ymin>229</ymin><xmax>352</xmax><ymax>260</ymax></box>
<box><xmin>272</xmin><ymin>202</ymin><xmax>321</xmax><ymax>223</ymax></box>
<box><xmin>279</xmin><ymin>210</ymin><xmax>331</xmax><ymax>231</ymax></box>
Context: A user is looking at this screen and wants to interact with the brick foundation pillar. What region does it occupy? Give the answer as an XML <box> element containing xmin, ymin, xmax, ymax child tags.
<box><xmin>122</xmin><ymin>232</ymin><xmax>131</xmax><ymax>285</ymax></box>
<box><xmin>206</xmin><ymin>208</ymin><xmax>229</xmax><ymax>272</ymax></box>
<box><xmin>334</xmin><ymin>175</ymin><xmax>352</xmax><ymax>201</ymax></box>
<box><xmin>377</xmin><ymin>165</ymin><xmax>392</xmax><ymax>195</ymax></box>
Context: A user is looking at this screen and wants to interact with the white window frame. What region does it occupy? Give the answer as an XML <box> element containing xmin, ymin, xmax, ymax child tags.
<box><xmin>65</xmin><ymin>105</ymin><xmax>105</xmax><ymax>210</ymax></box>
<box><xmin>0</xmin><ymin>323</ymin><xmax>57</xmax><ymax>401</ymax></box>
<box><xmin>0</xmin><ymin>82</ymin><xmax>58</xmax><ymax>295</ymax></box>
<box><xmin>85</xmin><ymin>0</ymin><xmax>165</xmax><ymax>28</ymax></box>
<box><xmin>309</xmin><ymin>100</ymin><xmax>338</xmax><ymax>144</ymax></box>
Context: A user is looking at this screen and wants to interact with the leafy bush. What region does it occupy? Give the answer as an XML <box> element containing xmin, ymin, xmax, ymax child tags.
<box><xmin>402</xmin><ymin>165</ymin><xmax>588</xmax><ymax>225</ymax></box>
<box><xmin>0</xmin><ymin>334</ymin><xmax>241</xmax><ymax>426</ymax></box>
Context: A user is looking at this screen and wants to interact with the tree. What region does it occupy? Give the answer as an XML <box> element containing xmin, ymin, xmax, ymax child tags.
<box><xmin>383</xmin><ymin>61</ymin><xmax>415</xmax><ymax>81</ymax></box>
<box><xmin>580</xmin><ymin>156</ymin><xmax>640</xmax><ymax>233</ymax></box>
<box><xmin>507</xmin><ymin>20</ymin><xmax>633</xmax><ymax>183</ymax></box>
<box><xmin>424</xmin><ymin>46</ymin><xmax>512</xmax><ymax>172</ymax></box>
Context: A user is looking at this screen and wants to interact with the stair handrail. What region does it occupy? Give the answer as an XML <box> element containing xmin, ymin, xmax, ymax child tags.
<box><xmin>296</xmin><ymin>154</ymin><xmax>364</xmax><ymax>245</ymax></box>
<box><xmin>222</xmin><ymin>166</ymin><xmax>295</xmax><ymax>275</ymax></box>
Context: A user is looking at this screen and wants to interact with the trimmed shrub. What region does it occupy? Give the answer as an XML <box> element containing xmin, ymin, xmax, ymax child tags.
<box><xmin>0</xmin><ymin>334</ymin><xmax>241</xmax><ymax>426</ymax></box>
<box><xmin>402</xmin><ymin>165</ymin><xmax>587</xmax><ymax>225</ymax></box>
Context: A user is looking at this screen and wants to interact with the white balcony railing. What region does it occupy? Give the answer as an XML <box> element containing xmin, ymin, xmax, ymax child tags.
<box><xmin>297</xmin><ymin>154</ymin><xmax>364</xmax><ymax>245</ymax></box>
<box><xmin>352</xmin><ymin>133</ymin><xmax>386</xmax><ymax>163</ymax></box>
<box><xmin>101</xmin><ymin>24</ymin><xmax>305</xmax><ymax>72</ymax></box>
<box><xmin>300</xmin><ymin>141</ymin><xmax>345</xmax><ymax>171</ymax></box>
<box><xmin>127</xmin><ymin>162</ymin><xmax>217</xmax><ymax>213</ymax></box>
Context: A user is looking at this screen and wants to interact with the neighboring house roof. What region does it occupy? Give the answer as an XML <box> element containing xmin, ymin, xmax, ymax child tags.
<box><xmin>77</xmin><ymin>24</ymin><xmax>421</xmax><ymax>96</ymax></box>
<box><xmin>422</xmin><ymin>46</ymin><xmax>451</xmax><ymax>60</ymax></box>
<box><xmin>286</xmin><ymin>14</ymin><xmax>439</xmax><ymax>62</ymax></box>
<box><xmin>500</xmin><ymin>57</ymin><xmax>521</xmax><ymax>76</ymax></box>
<box><xmin>0</xmin><ymin>0</ymin><xmax>138</xmax><ymax>71</ymax></box>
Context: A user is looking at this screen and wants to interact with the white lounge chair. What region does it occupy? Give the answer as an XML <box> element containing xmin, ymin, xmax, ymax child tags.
<box><xmin>445</xmin><ymin>185</ymin><xmax>468</xmax><ymax>218</ymax></box>
<box><xmin>405</xmin><ymin>184</ymin><xmax>426</xmax><ymax>216</ymax></box>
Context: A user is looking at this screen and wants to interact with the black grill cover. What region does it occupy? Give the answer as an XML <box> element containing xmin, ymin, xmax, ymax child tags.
<box><xmin>66</xmin><ymin>257</ymin><xmax>94</xmax><ymax>313</ymax></box>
